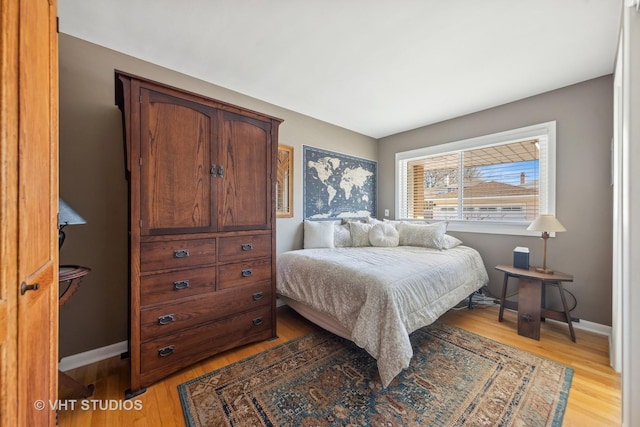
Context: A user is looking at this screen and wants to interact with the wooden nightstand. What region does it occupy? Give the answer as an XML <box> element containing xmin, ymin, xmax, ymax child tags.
<box><xmin>59</xmin><ymin>265</ymin><xmax>95</xmax><ymax>398</ymax></box>
<box><xmin>495</xmin><ymin>264</ymin><xmax>576</xmax><ymax>342</ymax></box>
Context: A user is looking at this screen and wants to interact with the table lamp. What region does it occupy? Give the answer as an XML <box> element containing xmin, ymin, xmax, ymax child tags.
<box><xmin>527</xmin><ymin>214</ymin><xmax>566</xmax><ymax>274</ymax></box>
<box><xmin>58</xmin><ymin>198</ymin><xmax>86</xmax><ymax>250</ymax></box>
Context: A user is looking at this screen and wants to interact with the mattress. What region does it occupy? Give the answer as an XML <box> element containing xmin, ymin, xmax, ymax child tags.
<box><xmin>276</xmin><ymin>245</ymin><xmax>489</xmax><ymax>386</ymax></box>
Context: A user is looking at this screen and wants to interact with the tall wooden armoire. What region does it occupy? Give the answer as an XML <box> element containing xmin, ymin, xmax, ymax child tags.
<box><xmin>115</xmin><ymin>72</ymin><xmax>282</xmax><ymax>396</ymax></box>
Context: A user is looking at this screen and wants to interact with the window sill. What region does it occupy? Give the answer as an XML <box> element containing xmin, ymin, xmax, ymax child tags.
<box><xmin>397</xmin><ymin>219</ymin><xmax>556</xmax><ymax>237</ymax></box>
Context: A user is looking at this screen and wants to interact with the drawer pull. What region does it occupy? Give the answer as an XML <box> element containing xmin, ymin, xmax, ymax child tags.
<box><xmin>173</xmin><ymin>280</ymin><xmax>190</xmax><ymax>290</ymax></box>
<box><xmin>252</xmin><ymin>317</ymin><xmax>264</xmax><ymax>326</ymax></box>
<box><xmin>174</xmin><ymin>249</ymin><xmax>190</xmax><ymax>258</ymax></box>
<box><xmin>241</xmin><ymin>269</ymin><xmax>253</xmax><ymax>277</ymax></box>
<box><xmin>241</xmin><ymin>243</ymin><xmax>253</xmax><ymax>251</ymax></box>
<box><xmin>252</xmin><ymin>292</ymin><xmax>264</xmax><ymax>301</ymax></box>
<box><xmin>158</xmin><ymin>314</ymin><xmax>175</xmax><ymax>325</ymax></box>
<box><xmin>158</xmin><ymin>345</ymin><xmax>175</xmax><ymax>357</ymax></box>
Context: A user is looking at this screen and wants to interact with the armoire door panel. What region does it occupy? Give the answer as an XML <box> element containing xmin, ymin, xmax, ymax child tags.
<box><xmin>218</xmin><ymin>111</ymin><xmax>272</xmax><ymax>231</ymax></box>
<box><xmin>140</xmin><ymin>89</ymin><xmax>216</xmax><ymax>235</ymax></box>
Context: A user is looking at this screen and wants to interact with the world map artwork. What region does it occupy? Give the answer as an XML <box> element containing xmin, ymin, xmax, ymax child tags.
<box><xmin>303</xmin><ymin>146</ymin><xmax>377</xmax><ymax>219</ymax></box>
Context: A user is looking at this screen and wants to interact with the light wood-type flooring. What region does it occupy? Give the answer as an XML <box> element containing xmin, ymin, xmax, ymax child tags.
<box><xmin>57</xmin><ymin>305</ymin><xmax>621</xmax><ymax>426</ymax></box>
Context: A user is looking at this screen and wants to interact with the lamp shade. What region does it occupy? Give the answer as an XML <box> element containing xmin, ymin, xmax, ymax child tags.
<box><xmin>58</xmin><ymin>198</ymin><xmax>86</xmax><ymax>227</ymax></box>
<box><xmin>527</xmin><ymin>214</ymin><xmax>566</xmax><ymax>233</ymax></box>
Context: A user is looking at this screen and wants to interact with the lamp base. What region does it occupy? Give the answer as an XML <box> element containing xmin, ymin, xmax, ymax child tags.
<box><xmin>535</xmin><ymin>267</ymin><xmax>554</xmax><ymax>274</ymax></box>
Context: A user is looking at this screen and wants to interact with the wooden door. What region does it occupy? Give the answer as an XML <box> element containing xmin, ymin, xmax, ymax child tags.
<box><xmin>139</xmin><ymin>87</ymin><xmax>217</xmax><ymax>235</ymax></box>
<box><xmin>217</xmin><ymin>111</ymin><xmax>274</xmax><ymax>231</ymax></box>
<box><xmin>0</xmin><ymin>0</ymin><xmax>59</xmax><ymax>426</ymax></box>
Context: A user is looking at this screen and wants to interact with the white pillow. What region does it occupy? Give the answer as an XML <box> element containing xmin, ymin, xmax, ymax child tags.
<box><xmin>398</xmin><ymin>222</ymin><xmax>447</xmax><ymax>249</ymax></box>
<box><xmin>334</xmin><ymin>223</ymin><xmax>352</xmax><ymax>247</ymax></box>
<box><xmin>349</xmin><ymin>222</ymin><xmax>374</xmax><ymax>247</ymax></box>
<box><xmin>442</xmin><ymin>234</ymin><xmax>463</xmax><ymax>249</ymax></box>
<box><xmin>341</xmin><ymin>217</ymin><xmax>363</xmax><ymax>224</ymax></box>
<box><xmin>383</xmin><ymin>219</ymin><xmax>404</xmax><ymax>229</ymax></box>
<box><xmin>303</xmin><ymin>220</ymin><xmax>335</xmax><ymax>249</ymax></box>
<box><xmin>369</xmin><ymin>223</ymin><xmax>400</xmax><ymax>247</ymax></box>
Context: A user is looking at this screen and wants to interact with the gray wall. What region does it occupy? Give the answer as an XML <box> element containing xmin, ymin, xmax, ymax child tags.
<box><xmin>378</xmin><ymin>76</ymin><xmax>613</xmax><ymax>326</ymax></box>
<box><xmin>59</xmin><ymin>32</ymin><xmax>614</xmax><ymax>358</ymax></box>
<box><xmin>58</xmin><ymin>34</ymin><xmax>377</xmax><ymax>357</ymax></box>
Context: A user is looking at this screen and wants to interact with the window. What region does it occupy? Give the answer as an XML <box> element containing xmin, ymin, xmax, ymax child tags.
<box><xmin>396</xmin><ymin>121</ymin><xmax>556</xmax><ymax>236</ymax></box>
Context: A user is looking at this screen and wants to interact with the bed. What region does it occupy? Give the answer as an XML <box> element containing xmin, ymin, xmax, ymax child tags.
<box><xmin>276</xmin><ymin>221</ymin><xmax>489</xmax><ymax>387</ymax></box>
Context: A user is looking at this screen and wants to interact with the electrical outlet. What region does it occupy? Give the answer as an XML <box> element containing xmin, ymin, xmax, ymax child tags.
<box><xmin>384</xmin><ymin>209</ymin><xmax>389</xmax><ymax>217</ymax></box>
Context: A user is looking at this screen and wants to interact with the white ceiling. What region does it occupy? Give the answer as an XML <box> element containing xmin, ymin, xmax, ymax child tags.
<box><xmin>58</xmin><ymin>0</ymin><xmax>622</xmax><ymax>139</ymax></box>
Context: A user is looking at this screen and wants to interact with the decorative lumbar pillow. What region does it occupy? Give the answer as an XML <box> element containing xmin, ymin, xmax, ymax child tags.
<box><xmin>333</xmin><ymin>223</ymin><xmax>352</xmax><ymax>247</ymax></box>
<box><xmin>369</xmin><ymin>223</ymin><xmax>400</xmax><ymax>247</ymax></box>
<box><xmin>303</xmin><ymin>220</ymin><xmax>335</xmax><ymax>249</ymax></box>
<box><xmin>398</xmin><ymin>222</ymin><xmax>447</xmax><ymax>249</ymax></box>
<box><xmin>349</xmin><ymin>221</ymin><xmax>374</xmax><ymax>247</ymax></box>
<box><xmin>441</xmin><ymin>234</ymin><xmax>463</xmax><ymax>249</ymax></box>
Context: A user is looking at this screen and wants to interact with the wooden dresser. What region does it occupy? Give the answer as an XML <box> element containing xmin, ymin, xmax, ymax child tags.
<box><xmin>115</xmin><ymin>72</ymin><xmax>282</xmax><ymax>396</ymax></box>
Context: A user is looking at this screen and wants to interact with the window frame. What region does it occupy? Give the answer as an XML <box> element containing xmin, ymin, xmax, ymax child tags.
<box><xmin>395</xmin><ymin>121</ymin><xmax>557</xmax><ymax>236</ymax></box>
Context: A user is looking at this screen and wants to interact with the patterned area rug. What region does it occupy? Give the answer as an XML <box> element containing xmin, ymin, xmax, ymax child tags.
<box><xmin>178</xmin><ymin>321</ymin><xmax>573</xmax><ymax>426</ymax></box>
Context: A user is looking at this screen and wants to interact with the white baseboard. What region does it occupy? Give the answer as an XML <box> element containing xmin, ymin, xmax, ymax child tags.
<box><xmin>505</xmin><ymin>308</ymin><xmax>611</xmax><ymax>337</ymax></box>
<box><xmin>58</xmin><ymin>310</ymin><xmax>611</xmax><ymax>372</ymax></box>
<box><xmin>62</xmin><ymin>302</ymin><xmax>289</xmax><ymax>371</ymax></box>
<box><xmin>59</xmin><ymin>341</ymin><xmax>128</xmax><ymax>372</ymax></box>
<box><xmin>546</xmin><ymin>317</ymin><xmax>612</xmax><ymax>336</ymax></box>
<box><xmin>488</xmin><ymin>307</ymin><xmax>611</xmax><ymax>337</ymax></box>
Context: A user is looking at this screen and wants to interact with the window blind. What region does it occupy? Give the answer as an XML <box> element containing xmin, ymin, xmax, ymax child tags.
<box><xmin>400</xmin><ymin>139</ymin><xmax>543</xmax><ymax>222</ymax></box>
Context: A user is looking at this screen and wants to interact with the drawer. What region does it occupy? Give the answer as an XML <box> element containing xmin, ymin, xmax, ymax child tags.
<box><xmin>218</xmin><ymin>234</ymin><xmax>271</xmax><ymax>262</ymax></box>
<box><xmin>140</xmin><ymin>238</ymin><xmax>215</xmax><ymax>272</ymax></box>
<box><xmin>218</xmin><ymin>257</ymin><xmax>272</xmax><ymax>290</ymax></box>
<box><xmin>140</xmin><ymin>282</ymin><xmax>272</xmax><ymax>341</ymax></box>
<box><xmin>140</xmin><ymin>267</ymin><xmax>215</xmax><ymax>306</ymax></box>
<box><xmin>140</xmin><ymin>306</ymin><xmax>272</xmax><ymax>375</ymax></box>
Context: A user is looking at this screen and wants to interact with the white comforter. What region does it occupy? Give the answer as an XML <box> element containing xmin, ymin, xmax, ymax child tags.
<box><xmin>276</xmin><ymin>245</ymin><xmax>489</xmax><ymax>386</ymax></box>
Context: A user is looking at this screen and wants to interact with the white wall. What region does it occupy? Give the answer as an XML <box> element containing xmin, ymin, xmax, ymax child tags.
<box><xmin>620</xmin><ymin>4</ymin><xmax>640</xmax><ymax>426</ymax></box>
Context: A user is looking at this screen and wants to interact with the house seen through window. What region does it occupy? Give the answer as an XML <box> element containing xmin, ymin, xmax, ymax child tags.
<box><xmin>396</xmin><ymin>122</ymin><xmax>556</xmax><ymax>235</ymax></box>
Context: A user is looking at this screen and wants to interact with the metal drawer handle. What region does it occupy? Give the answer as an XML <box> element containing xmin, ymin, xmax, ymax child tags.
<box><xmin>252</xmin><ymin>317</ymin><xmax>264</xmax><ymax>326</ymax></box>
<box><xmin>158</xmin><ymin>314</ymin><xmax>175</xmax><ymax>325</ymax></box>
<box><xmin>158</xmin><ymin>345</ymin><xmax>175</xmax><ymax>357</ymax></box>
<box><xmin>20</xmin><ymin>282</ymin><xmax>40</xmax><ymax>295</ymax></box>
<box><xmin>174</xmin><ymin>249</ymin><xmax>190</xmax><ymax>258</ymax></box>
<box><xmin>241</xmin><ymin>269</ymin><xmax>253</xmax><ymax>277</ymax></box>
<box><xmin>218</xmin><ymin>165</ymin><xmax>224</xmax><ymax>177</ymax></box>
<box><xmin>252</xmin><ymin>292</ymin><xmax>264</xmax><ymax>301</ymax></box>
<box><xmin>241</xmin><ymin>243</ymin><xmax>253</xmax><ymax>251</ymax></box>
<box><xmin>173</xmin><ymin>280</ymin><xmax>190</xmax><ymax>290</ymax></box>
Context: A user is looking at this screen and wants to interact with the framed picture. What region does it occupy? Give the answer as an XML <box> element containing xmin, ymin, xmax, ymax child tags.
<box><xmin>303</xmin><ymin>145</ymin><xmax>377</xmax><ymax>219</ymax></box>
<box><xmin>276</xmin><ymin>145</ymin><xmax>293</xmax><ymax>217</ymax></box>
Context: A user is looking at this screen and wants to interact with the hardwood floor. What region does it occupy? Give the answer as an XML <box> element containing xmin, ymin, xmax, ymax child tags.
<box><xmin>57</xmin><ymin>305</ymin><xmax>621</xmax><ymax>426</ymax></box>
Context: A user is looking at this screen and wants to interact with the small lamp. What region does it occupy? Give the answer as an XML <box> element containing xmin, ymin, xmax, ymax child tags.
<box><xmin>527</xmin><ymin>214</ymin><xmax>566</xmax><ymax>274</ymax></box>
<box><xmin>58</xmin><ymin>198</ymin><xmax>86</xmax><ymax>250</ymax></box>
